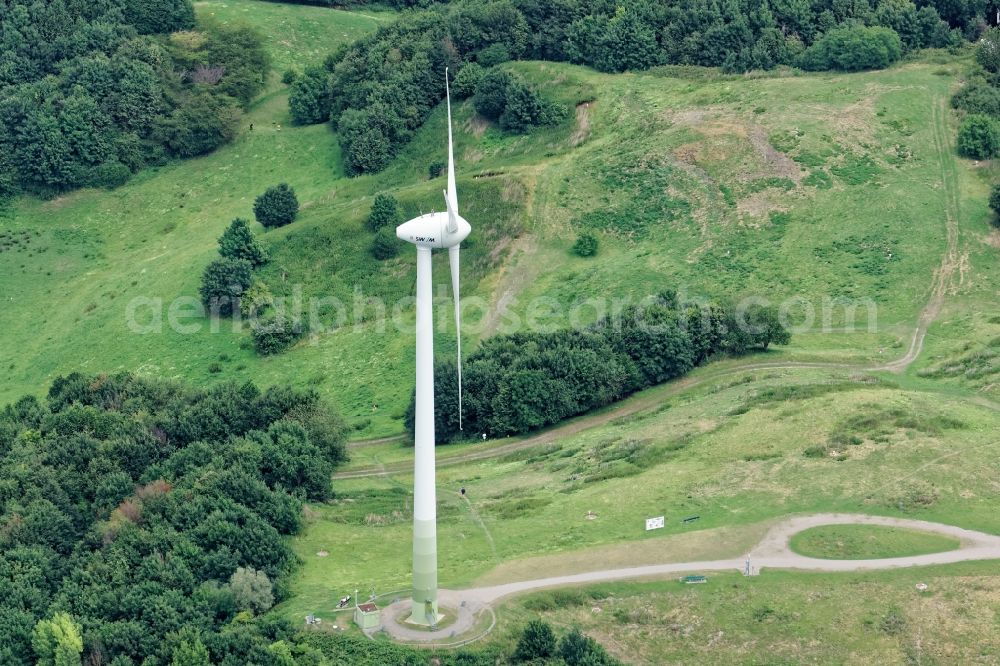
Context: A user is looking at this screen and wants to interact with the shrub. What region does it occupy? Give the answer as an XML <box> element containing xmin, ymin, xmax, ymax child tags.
<box><xmin>572</xmin><ymin>232</ymin><xmax>599</xmax><ymax>257</ymax></box>
<box><xmin>288</xmin><ymin>67</ymin><xmax>330</xmax><ymax>125</ymax></box>
<box><xmin>473</xmin><ymin>68</ymin><xmax>514</xmax><ymax>120</ymax></box>
<box><xmin>558</xmin><ymin>628</ymin><xmax>612</xmax><ymax>666</ymax></box>
<box><xmin>88</xmin><ymin>162</ymin><xmax>131</xmax><ymax>189</ymax></box>
<box><xmin>240</xmin><ymin>280</ymin><xmax>274</xmax><ymax>317</ymax></box>
<box><xmin>957</xmin><ymin>114</ymin><xmax>1000</xmax><ymax>159</ymax></box>
<box><xmin>513</xmin><ymin>620</ymin><xmax>556</xmax><ymax>662</ymax></box>
<box><xmin>990</xmin><ymin>183</ymin><xmax>1000</xmax><ymax>221</ymax></box>
<box><xmin>428</xmin><ymin>161</ymin><xmax>445</xmax><ymax>179</ymax></box>
<box><xmin>154</xmin><ymin>92</ymin><xmax>241</xmax><ymax>158</ymax></box>
<box><xmin>499</xmin><ymin>78</ymin><xmax>560</xmax><ymax>132</ymax></box>
<box><xmin>371</xmin><ymin>227</ymin><xmax>401</xmax><ymax>260</ymax></box>
<box><xmin>229</xmin><ymin>567</ymin><xmax>274</xmax><ymax>614</ymax></box>
<box><xmin>951</xmin><ymin>78</ymin><xmax>1000</xmax><ymax>118</ymax></box>
<box><xmin>252</xmin><ymin>314</ymin><xmax>304</xmax><ymax>355</ymax></box>
<box><xmin>200</xmin><ymin>257</ymin><xmax>253</xmax><ymax>316</ymax></box>
<box><xmin>218</xmin><ymin>218</ymin><xmax>268</xmax><ymax>266</ymax></box>
<box><xmin>799</xmin><ymin>25</ymin><xmax>903</xmax><ymax>72</ymax></box>
<box><xmin>452</xmin><ymin>63</ymin><xmax>485</xmax><ymax>99</ymax></box>
<box><xmin>281</xmin><ymin>68</ymin><xmax>299</xmax><ymax>85</ymax></box>
<box><xmin>477</xmin><ymin>43</ymin><xmax>511</xmax><ymax>67</ymax></box>
<box><xmin>367</xmin><ymin>193</ymin><xmax>400</xmax><ymax>232</ymax></box>
<box><xmin>254</xmin><ymin>184</ymin><xmax>299</xmax><ymax>228</ymax></box>
<box><xmin>977</xmin><ymin>27</ymin><xmax>1000</xmax><ymax>73</ymax></box>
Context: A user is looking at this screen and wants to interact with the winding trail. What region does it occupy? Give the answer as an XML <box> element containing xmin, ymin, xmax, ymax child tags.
<box><xmin>377</xmin><ymin>513</ymin><xmax>1000</xmax><ymax>643</ymax></box>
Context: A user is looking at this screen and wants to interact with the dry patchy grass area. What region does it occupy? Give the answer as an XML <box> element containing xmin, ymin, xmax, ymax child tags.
<box><xmin>495</xmin><ymin>563</ymin><xmax>1000</xmax><ymax>664</ymax></box>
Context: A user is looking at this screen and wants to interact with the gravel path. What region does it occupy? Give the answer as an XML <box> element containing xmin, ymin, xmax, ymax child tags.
<box><xmin>376</xmin><ymin>513</ymin><xmax>1000</xmax><ymax>643</ymax></box>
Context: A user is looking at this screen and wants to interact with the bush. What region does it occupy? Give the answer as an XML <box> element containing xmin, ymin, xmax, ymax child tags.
<box><xmin>154</xmin><ymin>92</ymin><xmax>241</xmax><ymax>158</ymax></box>
<box><xmin>281</xmin><ymin>68</ymin><xmax>299</xmax><ymax>85</ymax></box>
<box><xmin>240</xmin><ymin>280</ymin><xmax>274</xmax><ymax>317</ymax></box>
<box><xmin>559</xmin><ymin>628</ymin><xmax>613</xmax><ymax>666</ymax></box>
<box><xmin>85</xmin><ymin>161</ymin><xmax>132</xmax><ymax>189</ymax></box>
<box><xmin>951</xmin><ymin>78</ymin><xmax>1000</xmax><ymax>118</ymax></box>
<box><xmin>990</xmin><ymin>183</ymin><xmax>1000</xmax><ymax>223</ymax></box>
<box><xmin>473</xmin><ymin>68</ymin><xmax>514</xmax><ymax>120</ymax></box>
<box><xmin>477</xmin><ymin>43</ymin><xmax>511</xmax><ymax>67</ymax></box>
<box><xmin>499</xmin><ymin>78</ymin><xmax>560</xmax><ymax>132</ymax></box>
<box><xmin>252</xmin><ymin>314</ymin><xmax>304</xmax><ymax>355</ymax></box>
<box><xmin>229</xmin><ymin>567</ymin><xmax>274</xmax><ymax>614</ymax></box>
<box><xmin>218</xmin><ymin>218</ymin><xmax>268</xmax><ymax>266</ymax></box>
<box><xmin>289</xmin><ymin>67</ymin><xmax>330</xmax><ymax>125</ymax></box>
<box><xmin>428</xmin><ymin>161</ymin><xmax>445</xmax><ymax>179</ymax></box>
<box><xmin>200</xmin><ymin>257</ymin><xmax>254</xmax><ymax>316</ymax></box>
<box><xmin>977</xmin><ymin>28</ymin><xmax>1000</xmax><ymax>73</ymax></box>
<box><xmin>958</xmin><ymin>114</ymin><xmax>1000</xmax><ymax>159</ymax></box>
<box><xmin>371</xmin><ymin>227</ymin><xmax>401</xmax><ymax>260</ymax></box>
<box><xmin>572</xmin><ymin>232</ymin><xmax>599</xmax><ymax>257</ymax></box>
<box><xmin>254</xmin><ymin>184</ymin><xmax>299</xmax><ymax>228</ymax></box>
<box><xmin>367</xmin><ymin>193</ymin><xmax>400</xmax><ymax>232</ymax></box>
<box><xmin>799</xmin><ymin>25</ymin><xmax>903</xmax><ymax>72</ymax></box>
<box><xmin>513</xmin><ymin>620</ymin><xmax>556</xmax><ymax>662</ymax></box>
<box><xmin>452</xmin><ymin>63</ymin><xmax>485</xmax><ymax>99</ymax></box>
<box><xmin>474</xmin><ymin>69</ymin><xmax>558</xmax><ymax>132</ymax></box>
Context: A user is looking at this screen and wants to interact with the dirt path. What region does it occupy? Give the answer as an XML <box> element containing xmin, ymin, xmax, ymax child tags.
<box><xmin>877</xmin><ymin>99</ymin><xmax>961</xmax><ymax>374</ymax></box>
<box><xmin>377</xmin><ymin>513</ymin><xmax>1000</xmax><ymax>643</ymax></box>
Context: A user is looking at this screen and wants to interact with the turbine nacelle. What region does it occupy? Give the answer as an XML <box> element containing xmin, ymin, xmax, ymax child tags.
<box><xmin>396</xmin><ymin>212</ymin><xmax>471</xmax><ymax>250</ymax></box>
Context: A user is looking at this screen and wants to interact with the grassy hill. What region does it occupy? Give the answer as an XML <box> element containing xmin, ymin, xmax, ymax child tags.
<box><xmin>6</xmin><ymin>38</ymin><xmax>996</xmax><ymax>437</ymax></box>
<box><xmin>5</xmin><ymin>0</ymin><xmax>1000</xmax><ymax>662</ymax></box>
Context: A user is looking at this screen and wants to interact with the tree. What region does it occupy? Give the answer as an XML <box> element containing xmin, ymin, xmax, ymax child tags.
<box><xmin>32</xmin><ymin>613</ymin><xmax>83</xmax><ymax>666</ymax></box>
<box><xmin>798</xmin><ymin>25</ymin><xmax>903</xmax><ymax>71</ymax></box>
<box><xmin>452</xmin><ymin>63</ymin><xmax>485</xmax><ymax>99</ymax></box>
<box><xmin>154</xmin><ymin>92</ymin><xmax>241</xmax><ymax>158</ymax></box>
<box><xmin>367</xmin><ymin>193</ymin><xmax>400</xmax><ymax>232</ymax></box>
<box><xmin>499</xmin><ymin>78</ymin><xmax>558</xmax><ymax>132</ymax></box>
<box><xmin>473</xmin><ymin>68</ymin><xmax>514</xmax><ymax>120</ymax></box>
<box><xmin>740</xmin><ymin>304</ymin><xmax>791</xmax><ymax>350</ymax></box>
<box><xmin>513</xmin><ymin>619</ymin><xmax>556</xmax><ymax>662</ymax></box>
<box><xmin>218</xmin><ymin>218</ymin><xmax>268</xmax><ymax>266</ymax></box>
<box><xmin>572</xmin><ymin>233</ymin><xmax>599</xmax><ymax>257</ymax></box>
<box><xmin>288</xmin><ymin>67</ymin><xmax>330</xmax><ymax>125</ymax></box>
<box><xmin>124</xmin><ymin>0</ymin><xmax>195</xmax><ymax>35</ymax></box>
<box><xmin>251</xmin><ymin>314</ymin><xmax>304</xmax><ymax>355</ymax></box>
<box><xmin>558</xmin><ymin>628</ymin><xmax>613</xmax><ymax>666</ymax></box>
<box><xmin>200</xmin><ymin>257</ymin><xmax>254</xmax><ymax>316</ymax></box>
<box><xmin>957</xmin><ymin>114</ymin><xmax>1000</xmax><ymax>159</ymax></box>
<box><xmin>253</xmin><ymin>184</ymin><xmax>299</xmax><ymax>228</ymax></box>
<box><xmin>989</xmin><ymin>183</ymin><xmax>1000</xmax><ymax>224</ymax></box>
<box><xmin>170</xmin><ymin>635</ymin><xmax>210</xmax><ymax>666</ymax></box>
<box><xmin>230</xmin><ymin>566</ymin><xmax>275</xmax><ymax>614</ymax></box>
<box><xmin>371</xmin><ymin>227</ymin><xmax>401</xmax><ymax>260</ymax></box>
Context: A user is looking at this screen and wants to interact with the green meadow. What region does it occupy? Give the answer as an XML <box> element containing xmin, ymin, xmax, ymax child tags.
<box><xmin>6</xmin><ymin>2</ymin><xmax>1000</xmax><ymax>660</ymax></box>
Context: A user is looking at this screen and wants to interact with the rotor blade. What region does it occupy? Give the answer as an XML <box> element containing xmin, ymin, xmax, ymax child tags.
<box><xmin>445</xmin><ymin>68</ymin><xmax>458</xmax><ymax>235</ymax></box>
<box><xmin>449</xmin><ymin>244</ymin><xmax>462</xmax><ymax>431</ymax></box>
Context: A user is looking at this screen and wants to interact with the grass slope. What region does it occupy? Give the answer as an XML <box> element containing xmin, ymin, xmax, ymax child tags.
<box><xmin>789</xmin><ymin>524</ymin><xmax>960</xmax><ymax>559</ymax></box>
<box><xmin>4</xmin><ymin>53</ymin><xmax>993</xmax><ymax>438</ymax></box>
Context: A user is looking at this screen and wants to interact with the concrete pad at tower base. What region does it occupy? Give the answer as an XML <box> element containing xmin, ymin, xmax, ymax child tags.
<box><xmin>405</xmin><ymin>609</ymin><xmax>445</xmax><ymax>626</ymax></box>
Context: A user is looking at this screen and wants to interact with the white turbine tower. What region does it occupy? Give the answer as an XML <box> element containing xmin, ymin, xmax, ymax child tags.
<box><xmin>396</xmin><ymin>68</ymin><xmax>471</xmax><ymax>626</ymax></box>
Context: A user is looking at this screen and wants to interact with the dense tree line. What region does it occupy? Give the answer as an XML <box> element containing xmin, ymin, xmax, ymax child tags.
<box><xmin>953</xmin><ymin>28</ymin><xmax>1000</xmax><ymax>162</ymax></box>
<box><xmin>409</xmin><ymin>292</ymin><xmax>790</xmax><ymax>441</ymax></box>
<box><xmin>0</xmin><ymin>372</ymin><xmax>346</xmax><ymax>665</ymax></box>
<box><xmin>0</xmin><ymin>0</ymin><xmax>270</xmax><ymax>198</ymax></box>
<box><xmin>289</xmin><ymin>0</ymin><xmax>962</xmax><ymax>176</ymax></box>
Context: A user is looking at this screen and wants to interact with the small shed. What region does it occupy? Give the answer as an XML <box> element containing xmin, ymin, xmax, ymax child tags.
<box><xmin>354</xmin><ymin>602</ymin><xmax>380</xmax><ymax>630</ymax></box>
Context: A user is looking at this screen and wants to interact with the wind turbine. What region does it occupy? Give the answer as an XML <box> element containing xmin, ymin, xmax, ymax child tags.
<box><xmin>395</xmin><ymin>68</ymin><xmax>471</xmax><ymax>625</ymax></box>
